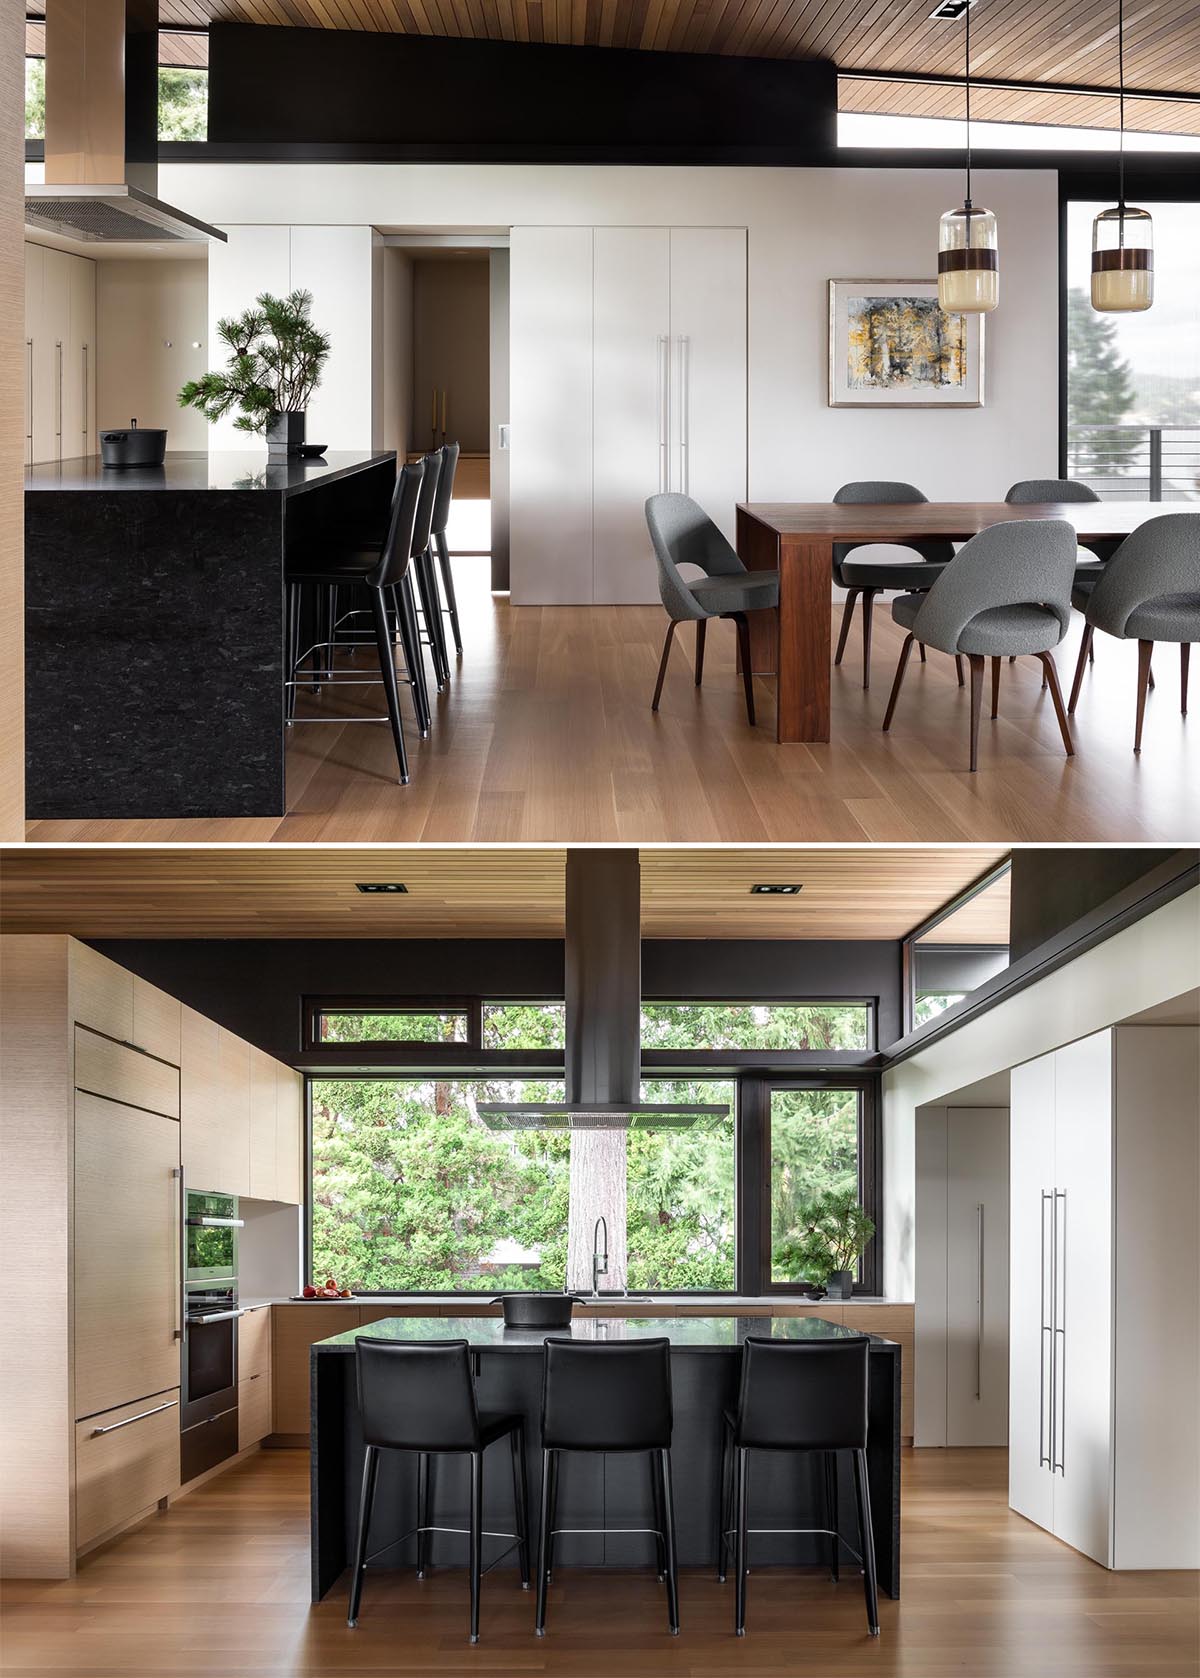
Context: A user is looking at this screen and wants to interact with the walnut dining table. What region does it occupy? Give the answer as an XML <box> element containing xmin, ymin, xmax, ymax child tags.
<box><xmin>736</xmin><ymin>500</ymin><xmax>1177</xmax><ymax>744</ymax></box>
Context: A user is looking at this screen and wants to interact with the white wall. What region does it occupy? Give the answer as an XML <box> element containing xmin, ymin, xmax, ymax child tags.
<box><xmin>882</xmin><ymin>888</ymin><xmax>1200</xmax><ymax>1302</ymax></box>
<box><xmin>379</xmin><ymin>245</ymin><xmax>413</xmax><ymax>462</ymax></box>
<box><xmin>205</xmin><ymin>223</ymin><xmax>376</xmax><ymax>451</ymax></box>
<box><xmin>163</xmin><ymin>162</ymin><xmax>1059</xmax><ymax>493</ymax></box>
<box><xmin>95</xmin><ymin>257</ymin><xmax>209</xmax><ymax>446</ymax></box>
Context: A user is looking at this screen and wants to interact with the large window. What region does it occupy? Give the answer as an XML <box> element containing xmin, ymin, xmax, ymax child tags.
<box><xmin>904</xmin><ymin>862</ymin><xmax>1012</xmax><ymax>1036</ymax></box>
<box><xmin>641</xmin><ymin>1002</ymin><xmax>872</xmax><ymax>1052</ymax></box>
<box><xmin>768</xmin><ymin>1087</ymin><xmax>862</xmax><ymax>1286</ymax></box>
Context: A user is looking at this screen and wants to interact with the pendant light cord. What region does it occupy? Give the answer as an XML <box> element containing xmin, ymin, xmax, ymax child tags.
<box><xmin>1117</xmin><ymin>0</ymin><xmax>1126</xmax><ymax>225</ymax></box>
<box><xmin>964</xmin><ymin>0</ymin><xmax>973</xmax><ymax>209</ymax></box>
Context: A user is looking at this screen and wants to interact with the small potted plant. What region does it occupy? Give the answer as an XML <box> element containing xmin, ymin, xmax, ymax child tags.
<box><xmin>179</xmin><ymin>288</ymin><xmax>331</xmax><ymax>457</ymax></box>
<box><xmin>775</xmin><ymin>1188</ymin><xmax>875</xmax><ymax>1300</ymax></box>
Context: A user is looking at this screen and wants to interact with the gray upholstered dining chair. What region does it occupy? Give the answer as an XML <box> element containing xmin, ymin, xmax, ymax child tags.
<box><xmin>832</xmin><ymin>481</ymin><xmax>957</xmax><ymax>689</ymax></box>
<box><xmin>1066</xmin><ymin>512</ymin><xmax>1200</xmax><ymax>753</ymax></box>
<box><xmin>645</xmin><ymin>494</ymin><xmax>779</xmax><ymax>726</ymax></box>
<box><xmin>882</xmin><ymin>518</ymin><xmax>1077</xmax><ymax>772</ymax></box>
<box><xmin>1005</xmin><ymin>478</ymin><xmax>1121</xmax><ymax>566</ymax></box>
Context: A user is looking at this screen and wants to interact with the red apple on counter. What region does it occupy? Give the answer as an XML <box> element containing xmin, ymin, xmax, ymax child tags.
<box><xmin>302</xmin><ymin>1285</ymin><xmax>317</xmax><ymax>1298</ymax></box>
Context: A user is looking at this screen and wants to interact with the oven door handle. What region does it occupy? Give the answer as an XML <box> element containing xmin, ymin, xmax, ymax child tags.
<box><xmin>186</xmin><ymin>1216</ymin><xmax>245</xmax><ymax>1228</ymax></box>
<box><xmin>186</xmin><ymin>1309</ymin><xmax>244</xmax><ymax>1325</ymax></box>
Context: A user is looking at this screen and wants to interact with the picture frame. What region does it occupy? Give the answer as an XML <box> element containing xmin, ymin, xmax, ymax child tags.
<box><xmin>828</xmin><ymin>279</ymin><xmax>985</xmax><ymax>409</ymax></box>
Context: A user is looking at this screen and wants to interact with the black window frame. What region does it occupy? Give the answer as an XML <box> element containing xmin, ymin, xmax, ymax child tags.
<box><xmin>900</xmin><ymin>857</ymin><xmax>1012</xmax><ymax>1039</ymax></box>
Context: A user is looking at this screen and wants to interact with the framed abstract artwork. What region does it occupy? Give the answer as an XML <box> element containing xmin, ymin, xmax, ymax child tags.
<box><xmin>828</xmin><ymin>279</ymin><xmax>985</xmax><ymax>408</ymax></box>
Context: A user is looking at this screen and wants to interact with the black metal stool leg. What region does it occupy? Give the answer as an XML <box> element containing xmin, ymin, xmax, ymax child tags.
<box><xmin>396</xmin><ymin>576</ymin><xmax>432</xmax><ymax>736</ymax></box>
<box><xmin>510</xmin><ymin>1426</ymin><xmax>531</xmax><ymax>1588</ymax></box>
<box><xmin>286</xmin><ymin>583</ymin><xmax>300</xmax><ymax>723</ymax></box>
<box><xmin>468</xmin><ymin>1450</ymin><xmax>483</xmax><ymax>1644</ymax></box>
<box><xmin>436</xmin><ymin>532</ymin><xmax>463</xmax><ymax>655</ymax></box>
<box><xmin>734</xmin><ymin>1446</ymin><xmax>749</xmax><ymax>1636</ymax></box>
<box><xmin>347</xmin><ymin>1443</ymin><xmax>379</xmax><ymax>1627</ymax></box>
<box><xmin>369</xmin><ymin>587</ymin><xmax>410</xmax><ymax>785</ymax></box>
<box><xmin>659</xmin><ymin>1448</ymin><xmax>680</xmax><ymax>1636</ymax></box>
<box><xmin>716</xmin><ymin>1419</ymin><xmax>732</xmax><ymax>1582</ymax></box>
<box><xmin>853</xmin><ymin>1448</ymin><xmax>880</xmax><ymax>1636</ymax></box>
<box><xmin>825</xmin><ymin>1450</ymin><xmax>840</xmax><ymax>1582</ymax></box>
<box><xmin>650</xmin><ymin>1444</ymin><xmax>666</xmax><ymax>1581</ymax></box>
<box><xmin>417</xmin><ymin>547</ymin><xmax>450</xmax><ymax>689</ymax></box>
<box><xmin>535</xmin><ymin>1449</ymin><xmax>552</xmax><ymax>1635</ymax></box>
<box><xmin>416</xmin><ymin>1450</ymin><xmax>429</xmax><ymax>1578</ymax></box>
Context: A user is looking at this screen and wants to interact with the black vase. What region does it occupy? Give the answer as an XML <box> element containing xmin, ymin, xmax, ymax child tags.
<box><xmin>266</xmin><ymin>410</ymin><xmax>306</xmax><ymax>457</ymax></box>
<box><xmin>825</xmin><ymin>1269</ymin><xmax>855</xmax><ymax>1300</ymax></box>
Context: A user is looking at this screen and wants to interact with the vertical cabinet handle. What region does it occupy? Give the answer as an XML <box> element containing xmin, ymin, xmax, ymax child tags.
<box><xmin>1039</xmin><ymin>1190</ymin><xmax>1052</xmax><ymax>1469</ymax></box>
<box><xmin>26</xmin><ymin>339</ymin><xmax>33</xmax><ymax>451</ymax></box>
<box><xmin>975</xmin><ymin>1202</ymin><xmax>984</xmax><ymax>1401</ymax></box>
<box><xmin>656</xmin><ymin>336</ymin><xmax>669</xmax><ymax>493</ymax></box>
<box><xmin>56</xmin><ymin>340</ymin><xmax>64</xmax><ymax>454</ymax></box>
<box><xmin>82</xmin><ymin>344</ymin><xmax>89</xmax><ymax>448</ymax></box>
<box><xmin>677</xmin><ymin>336</ymin><xmax>690</xmax><ymax>496</ymax></box>
<box><xmin>1053</xmin><ymin>1189</ymin><xmax>1066</xmax><ymax>1475</ymax></box>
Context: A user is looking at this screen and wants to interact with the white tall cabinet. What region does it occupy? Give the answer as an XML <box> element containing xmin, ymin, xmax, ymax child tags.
<box><xmin>511</xmin><ymin>224</ymin><xmax>747</xmax><ymax>604</ymax></box>
<box><xmin>25</xmin><ymin>242</ymin><xmax>96</xmax><ymax>466</ymax></box>
<box><xmin>1009</xmin><ymin>1026</ymin><xmax>1199</xmax><ymax>1568</ymax></box>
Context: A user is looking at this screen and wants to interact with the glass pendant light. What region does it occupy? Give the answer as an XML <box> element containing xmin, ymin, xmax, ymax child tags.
<box><xmin>938</xmin><ymin>0</ymin><xmax>999</xmax><ymax>314</ymax></box>
<box><xmin>1092</xmin><ymin>0</ymin><xmax>1154</xmax><ymax>312</ymax></box>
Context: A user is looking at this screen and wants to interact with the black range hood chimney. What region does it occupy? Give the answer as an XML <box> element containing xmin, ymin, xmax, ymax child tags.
<box><xmin>478</xmin><ymin>850</ymin><xmax>726</xmax><ymax>1131</ymax></box>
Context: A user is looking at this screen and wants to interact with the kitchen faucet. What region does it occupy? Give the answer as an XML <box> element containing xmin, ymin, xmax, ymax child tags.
<box><xmin>592</xmin><ymin>1215</ymin><xmax>608</xmax><ymax>1299</ymax></box>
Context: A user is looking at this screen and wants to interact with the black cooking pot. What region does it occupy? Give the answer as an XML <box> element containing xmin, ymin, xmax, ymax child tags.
<box><xmin>492</xmin><ymin>1293</ymin><xmax>583</xmax><ymax>1330</ymax></box>
<box><xmin>100</xmin><ymin>421</ymin><xmax>167</xmax><ymax>469</ymax></box>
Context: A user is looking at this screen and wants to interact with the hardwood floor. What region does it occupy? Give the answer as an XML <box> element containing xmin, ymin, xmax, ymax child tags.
<box><xmin>2</xmin><ymin>1447</ymin><xmax>1195</xmax><ymax>1676</ymax></box>
<box><xmin>26</xmin><ymin>563</ymin><xmax>1198</xmax><ymax>843</ymax></box>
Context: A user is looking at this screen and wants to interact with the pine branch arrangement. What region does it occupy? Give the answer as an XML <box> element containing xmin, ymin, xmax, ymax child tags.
<box><xmin>775</xmin><ymin>1188</ymin><xmax>875</xmax><ymax>1283</ymax></box>
<box><xmin>178</xmin><ymin>289</ymin><xmax>331</xmax><ymax>436</ymax></box>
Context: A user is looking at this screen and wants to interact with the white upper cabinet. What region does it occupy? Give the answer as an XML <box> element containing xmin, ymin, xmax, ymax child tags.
<box><xmin>25</xmin><ymin>244</ymin><xmax>96</xmax><ymax>464</ymax></box>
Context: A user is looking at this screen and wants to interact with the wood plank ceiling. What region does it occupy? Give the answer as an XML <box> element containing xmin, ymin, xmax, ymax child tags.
<box><xmin>0</xmin><ymin>847</ymin><xmax>1007</xmax><ymax>940</ymax></box>
<box><xmin>25</xmin><ymin>2</ymin><xmax>1200</xmax><ymax>128</ymax></box>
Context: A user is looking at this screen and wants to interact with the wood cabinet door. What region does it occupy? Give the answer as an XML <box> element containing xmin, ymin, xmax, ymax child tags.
<box><xmin>272</xmin><ymin>1306</ymin><xmax>359</xmax><ymax>1435</ymax></box>
<box><xmin>74</xmin><ymin>1093</ymin><xmax>182</xmax><ymax>1420</ymax></box>
<box><xmin>945</xmin><ymin>1110</ymin><xmax>1010</xmax><ymax>1448</ymax></box>
<box><xmin>238</xmin><ymin>1373</ymin><xmax>272</xmax><ymax>1449</ymax></box>
<box><xmin>248</xmin><ymin>1048</ymin><xmax>278</xmax><ymax>1201</ymax></box>
<box><xmin>667</xmin><ymin>227</ymin><xmax>747</xmax><ymax>550</ymax></box>
<box><xmin>24</xmin><ymin>241</ymin><xmax>41</xmax><ymax>466</ymax></box>
<box><xmin>69</xmin><ymin>942</ymin><xmax>134</xmax><ymax>1045</ymax></box>
<box><xmin>74</xmin><ymin>1389</ymin><xmax>180</xmax><ymax>1551</ymax></box>
<box><xmin>274</xmin><ymin>1063</ymin><xmax>304</xmax><ymax>1206</ymax></box>
<box><xmin>237</xmin><ymin>1304</ymin><xmax>271</xmax><ymax>1381</ymax></box>
<box><xmin>67</xmin><ymin>253</ymin><xmax>95</xmax><ymax>461</ymax></box>
<box><xmin>181</xmin><ymin>1007</ymin><xmax>222</xmax><ymax>1191</ymax></box>
<box><xmin>75</xmin><ymin>1027</ymin><xmax>180</xmax><ymax>1120</ymax></box>
<box><xmin>216</xmin><ymin>1029</ymin><xmax>251</xmax><ymax>1198</ymax></box>
<box><xmin>132</xmin><ymin>978</ymin><xmax>181</xmax><ymax>1067</ymax></box>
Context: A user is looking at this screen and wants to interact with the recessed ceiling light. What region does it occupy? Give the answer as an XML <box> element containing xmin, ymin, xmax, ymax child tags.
<box><xmin>355</xmin><ymin>882</ymin><xmax>408</xmax><ymax>894</ymax></box>
<box><xmin>750</xmin><ymin>883</ymin><xmax>802</xmax><ymax>896</ymax></box>
<box><xmin>929</xmin><ymin>0</ymin><xmax>975</xmax><ymax>18</ymax></box>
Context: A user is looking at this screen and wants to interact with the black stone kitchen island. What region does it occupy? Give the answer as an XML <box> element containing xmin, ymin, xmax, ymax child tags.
<box><xmin>309</xmin><ymin>1314</ymin><xmax>902</xmax><ymax>1605</ymax></box>
<box><xmin>25</xmin><ymin>450</ymin><xmax>396</xmax><ymax>819</ymax></box>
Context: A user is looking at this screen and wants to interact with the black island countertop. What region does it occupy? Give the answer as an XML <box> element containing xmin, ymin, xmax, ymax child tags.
<box><xmin>25</xmin><ymin>448</ymin><xmax>397</xmax><ymax>820</ymax></box>
<box><xmin>308</xmin><ymin>1312</ymin><xmax>902</xmax><ymax>1605</ymax></box>
<box><xmin>25</xmin><ymin>449</ymin><xmax>396</xmax><ymax>496</ymax></box>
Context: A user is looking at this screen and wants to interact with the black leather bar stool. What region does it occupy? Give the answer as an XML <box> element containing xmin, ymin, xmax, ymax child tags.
<box><xmin>412</xmin><ymin>450</ymin><xmax>452</xmax><ymax>692</ymax></box>
<box><xmin>535</xmin><ymin>1337</ymin><xmax>679</xmax><ymax>1637</ymax></box>
<box><xmin>431</xmin><ymin>440</ymin><xmax>463</xmax><ymax>657</ymax></box>
<box><xmin>286</xmin><ymin>459</ymin><xmax>424</xmax><ymax>783</ymax></box>
<box><xmin>718</xmin><ymin>1336</ymin><xmax>879</xmax><ymax>1638</ymax></box>
<box><xmin>347</xmin><ymin>1337</ymin><xmax>530</xmax><ymax>1644</ymax></box>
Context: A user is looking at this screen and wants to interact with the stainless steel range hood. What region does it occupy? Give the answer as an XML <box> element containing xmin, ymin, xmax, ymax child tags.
<box><xmin>25</xmin><ymin>0</ymin><xmax>226</xmax><ymax>246</ymax></box>
<box><xmin>477</xmin><ymin>851</ymin><xmax>728</xmax><ymax>1132</ymax></box>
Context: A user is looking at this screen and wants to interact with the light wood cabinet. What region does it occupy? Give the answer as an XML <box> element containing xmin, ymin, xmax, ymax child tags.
<box><xmin>274</xmin><ymin>1063</ymin><xmax>304</xmax><ymax>1206</ymax></box>
<box><xmin>73</xmin><ymin>1093</ymin><xmax>182</xmax><ymax>1421</ymax></box>
<box><xmin>272</xmin><ymin>1305</ymin><xmax>359</xmax><ymax>1435</ymax></box>
<box><xmin>74</xmin><ymin>1027</ymin><xmax>180</xmax><ymax>1121</ymax></box>
<box><xmin>25</xmin><ymin>243</ymin><xmax>96</xmax><ymax>466</ymax></box>
<box><xmin>180</xmin><ymin>1006</ymin><xmax>222</xmax><ymax>1190</ymax></box>
<box><xmin>217</xmin><ymin>1030</ymin><xmax>251</xmax><ymax>1198</ymax></box>
<box><xmin>248</xmin><ymin>1048</ymin><xmax>278</xmax><ymax>1200</ymax></box>
<box><xmin>132</xmin><ymin>979</ymin><xmax>182</xmax><ymax>1067</ymax></box>
<box><xmin>238</xmin><ymin>1373</ymin><xmax>272</xmax><ymax>1450</ymax></box>
<box><xmin>237</xmin><ymin>1305</ymin><xmax>271</xmax><ymax>1381</ymax></box>
<box><xmin>73</xmin><ymin>1389</ymin><xmax>180</xmax><ymax>1551</ymax></box>
<box><xmin>69</xmin><ymin>944</ymin><xmax>134</xmax><ymax>1046</ymax></box>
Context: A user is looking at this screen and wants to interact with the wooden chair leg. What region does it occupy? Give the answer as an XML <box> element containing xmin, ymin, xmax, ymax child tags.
<box><xmin>990</xmin><ymin>655</ymin><xmax>1001</xmax><ymax>719</ymax></box>
<box><xmin>1038</xmin><ymin>652</ymin><xmax>1074</xmax><ymax>757</ymax></box>
<box><xmin>732</xmin><ymin>614</ymin><xmax>756</xmax><ymax>727</ymax></box>
<box><xmin>968</xmin><ymin>654</ymin><xmax>985</xmax><ymax>771</ymax></box>
<box><xmin>861</xmin><ymin>590</ymin><xmax>878</xmax><ymax>690</ymax></box>
<box><xmin>695</xmin><ymin>618</ymin><xmax>706</xmax><ymax>687</ymax></box>
<box><xmin>882</xmin><ymin>634</ymin><xmax>915</xmax><ymax>732</ymax></box>
<box><xmin>1135</xmin><ymin>640</ymin><xmax>1154</xmax><ymax>752</ymax></box>
<box><xmin>835</xmin><ymin>590</ymin><xmax>859</xmax><ymax>665</ymax></box>
<box><xmin>1068</xmin><ymin>623</ymin><xmax>1094</xmax><ymax>714</ymax></box>
<box><xmin>651</xmin><ymin>621</ymin><xmax>677</xmax><ymax>712</ymax></box>
<box><xmin>955</xmin><ymin>653</ymin><xmax>964</xmax><ymax>687</ymax></box>
<box><xmin>1182</xmin><ymin>643</ymin><xmax>1191</xmax><ymax>715</ymax></box>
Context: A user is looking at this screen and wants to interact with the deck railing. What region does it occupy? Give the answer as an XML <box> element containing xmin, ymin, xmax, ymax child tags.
<box><xmin>1066</xmin><ymin>425</ymin><xmax>1200</xmax><ymax>502</ymax></box>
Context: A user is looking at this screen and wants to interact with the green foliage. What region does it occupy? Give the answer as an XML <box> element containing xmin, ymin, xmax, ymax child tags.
<box><xmin>25</xmin><ymin>58</ymin><xmax>44</xmax><ymax>140</ymax></box>
<box><xmin>641</xmin><ymin>1002</ymin><xmax>869</xmax><ymax>1052</ymax></box>
<box><xmin>178</xmin><ymin>290</ymin><xmax>331</xmax><ymax>435</ymax></box>
<box><xmin>1067</xmin><ymin>286</ymin><xmax>1138</xmax><ymax>469</ymax></box>
<box><xmin>157</xmin><ymin>68</ymin><xmax>208</xmax><ymax>142</ymax></box>
<box><xmin>774</xmin><ymin>1188</ymin><xmax>876</xmax><ymax>1284</ymax></box>
<box><xmin>320</xmin><ymin>1011</ymin><xmax>468</xmax><ymax>1044</ymax></box>
<box><xmin>769</xmin><ymin>1088</ymin><xmax>859</xmax><ymax>1280</ymax></box>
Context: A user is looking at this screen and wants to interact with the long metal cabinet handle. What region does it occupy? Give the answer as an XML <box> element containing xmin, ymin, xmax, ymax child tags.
<box><xmin>82</xmin><ymin>344</ymin><xmax>89</xmax><ymax>444</ymax></box>
<box><xmin>1053</xmin><ymin>1189</ymin><xmax>1066</xmax><ymax>1475</ymax></box>
<box><xmin>90</xmin><ymin>1398</ymin><xmax>178</xmax><ymax>1437</ymax></box>
<box><xmin>975</xmin><ymin>1202</ymin><xmax>984</xmax><ymax>1401</ymax></box>
<box><xmin>656</xmin><ymin>336</ymin><xmax>669</xmax><ymax>493</ymax></box>
<box><xmin>1039</xmin><ymin>1190</ymin><xmax>1051</xmax><ymax>1469</ymax></box>
<box><xmin>677</xmin><ymin>336</ymin><xmax>690</xmax><ymax>496</ymax></box>
<box><xmin>186</xmin><ymin>1308</ymin><xmax>243</xmax><ymax>1325</ymax></box>
<box><xmin>56</xmin><ymin>340</ymin><xmax>63</xmax><ymax>450</ymax></box>
<box><xmin>26</xmin><ymin>339</ymin><xmax>33</xmax><ymax>446</ymax></box>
